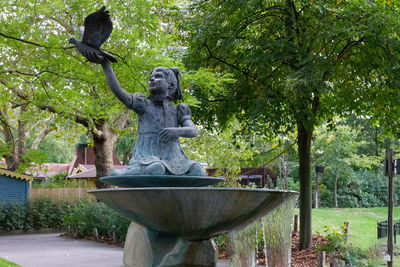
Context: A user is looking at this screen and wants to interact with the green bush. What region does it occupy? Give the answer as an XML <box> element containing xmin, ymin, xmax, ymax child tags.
<box><xmin>317</xmin><ymin>224</ymin><xmax>367</xmax><ymax>266</ymax></box>
<box><xmin>0</xmin><ymin>198</ymin><xmax>67</xmax><ymax>231</ymax></box>
<box><xmin>62</xmin><ymin>200</ymin><xmax>130</xmax><ymax>242</ymax></box>
<box><xmin>32</xmin><ymin>171</ymin><xmax>90</xmax><ymax>188</ymax></box>
<box><xmin>26</xmin><ymin>198</ymin><xmax>68</xmax><ymax>230</ymax></box>
<box><xmin>0</xmin><ymin>203</ymin><xmax>27</xmax><ymax>231</ymax></box>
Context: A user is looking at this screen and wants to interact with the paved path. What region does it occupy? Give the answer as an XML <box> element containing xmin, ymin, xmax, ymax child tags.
<box><xmin>0</xmin><ymin>233</ymin><xmax>231</xmax><ymax>267</ymax></box>
<box><xmin>0</xmin><ymin>233</ymin><xmax>123</xmax><ymax>267</ymax></box>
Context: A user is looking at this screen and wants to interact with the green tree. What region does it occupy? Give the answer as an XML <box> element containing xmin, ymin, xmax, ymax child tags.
<box><xmin>313</xmin><ymin>123</ymin><xmax>381</xmax><ymax>208</ymax></box>
<box><xmin>178</xmin><ymin>0</ymin><xmax>400</xmax><ymax>248</ymax></box>
<box><xmin>0</xmin><ymin>0</ymin><xmax>177</xmax><ymax>187</ymax></box>
<box><xmin>0</xmin><ymin>87</ymin><xmax>54</xmax><ymax>171</ymax></box>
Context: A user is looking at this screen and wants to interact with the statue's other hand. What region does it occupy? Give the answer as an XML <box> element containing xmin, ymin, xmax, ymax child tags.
<box><xmin>160</xmin><ymin>128</ymin><xmax>179</xmax><ymax>142</ymax></box>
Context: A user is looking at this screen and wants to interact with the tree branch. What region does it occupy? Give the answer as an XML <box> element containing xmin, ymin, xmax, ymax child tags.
<box><xmin>30</xmin><ymin>126</ymin><xmax>53</xmax><ymax>150</ymax></box>
<box><xmin>0</xmin><ymin>32</ymin><xmax>72</xmax><ymax>50</ymax></box>
<box><xmin>203</xmin><ymin>43</ymin><xmax>260</xmax><ymax>82</ymax></box>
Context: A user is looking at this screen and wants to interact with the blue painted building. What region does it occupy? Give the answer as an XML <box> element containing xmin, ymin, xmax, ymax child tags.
<box><xmin>0</xmin><ymin>168</ymin><xmax>33</xmax><ymax>205</ymax></box>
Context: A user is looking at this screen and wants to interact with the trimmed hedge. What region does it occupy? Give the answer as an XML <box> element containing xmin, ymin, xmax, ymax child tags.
<box><xmin>62</xmin><ymin>200</ymin><xmax>130</xmax><ymax>242</ymax></box>
<box><xmin>0</xmin><ymin>198</ymin><xmax>68</xmax><ymax>231</ymax></box>
<box><xmin>0</xmin><ymin>198</ymin><xmax>130</xmax><ymax>244</ymax></box>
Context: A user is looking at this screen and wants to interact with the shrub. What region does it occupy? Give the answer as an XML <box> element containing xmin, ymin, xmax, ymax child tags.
<box><xmin>26</xmin><ymin>198</ymin><xmax>68</xmax><ymax>230</ymax></box>
<box><xmin>62</xmin><ymin>200</ymin><xmax>130</xmax><ymax>242</ymax></box>
<box><xmin>0</xmin><ymin>203</ymin><xmax>27</xmax><ymax>231</ymax></box>
<box><xmin>317</xmin><ymin>224</ymin><xmax>366</xmax><ymax>266</ymax></box>
<box><xmin>0</xmin><ymin>198</ymin><xmax>67</xmax><ymax>231</ymax></box>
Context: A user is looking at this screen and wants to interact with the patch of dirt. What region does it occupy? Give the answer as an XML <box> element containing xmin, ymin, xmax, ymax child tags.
<box><xmin>291</xmin><ymin>231</ymin><xmax>330</xmax><ymax>267</ymax></box>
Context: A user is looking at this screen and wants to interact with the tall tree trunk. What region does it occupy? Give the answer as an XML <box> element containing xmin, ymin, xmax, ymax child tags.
<box><xmin>334</xmin><ymin>175</ymin><xmax>338</xmax><ymax>208</ymax></box>
<box><xmin>298</xmin><ymin>125</ymin><xmax>313</xmax><ymax>250</ymax></box>
<box><xmin>92</xmin><ymin>120</ymin><xmax>115</xmax><ymax>189</ymax></box>
<box><xmin>92</xmin><ymin>115</ymin><xmax>130</xmax><ymax>189</ymax></box>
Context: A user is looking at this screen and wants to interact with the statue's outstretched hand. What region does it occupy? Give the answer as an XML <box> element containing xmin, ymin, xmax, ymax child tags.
<box><xmin>160</xmin><ymin>128</ymin><xmax>179</xmax><ymax>142</ymax></box>
<box><xmin>82</xmin><ymin>49</ymin><xmax>107</xmax><ymax>64</ymax></box>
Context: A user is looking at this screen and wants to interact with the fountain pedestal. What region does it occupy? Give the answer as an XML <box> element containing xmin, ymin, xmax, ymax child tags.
<box><xmin>124</xmin><ymin>222</ymin><xmax>216</xmax><ymax>267</ymax></box>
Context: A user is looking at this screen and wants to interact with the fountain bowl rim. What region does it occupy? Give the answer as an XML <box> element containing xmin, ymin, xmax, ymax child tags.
<box><xmin>88</xmin><ymin>187</ymin><xmax>299</xmax><ymax>194</ymax></box>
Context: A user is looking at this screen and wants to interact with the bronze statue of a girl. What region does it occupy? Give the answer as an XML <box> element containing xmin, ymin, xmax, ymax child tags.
<box><xmin>83</xmin><ymin>54</ymin><xmax>205</xmax><ymax>176</ymax></box>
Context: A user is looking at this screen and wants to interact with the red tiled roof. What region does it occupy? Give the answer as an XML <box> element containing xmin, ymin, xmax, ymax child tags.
<box><xmin>70</xmin><ymin>145</ymin><xmax>122</xmax><ymax>174</ymax></box>
<box><xmin>26</xmin><ymin>163</ymin><xmax>71</xmax><ymax>178</ymax></box>
<box><xmin>68</xmin><ymin>165</ymin><xmax>128</xmax><ymax>179</ymax></box>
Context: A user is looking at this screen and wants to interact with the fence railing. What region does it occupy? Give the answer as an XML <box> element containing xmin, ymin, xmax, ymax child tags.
<box><xmin>377</xmin><ymin>220</ymin><xmax>400</xmax><ymax>244</ymax></box>
<box><xmin>29</xmin><ymin>188</ymin><xmax>96</xmax><ymax>202</ymax></box>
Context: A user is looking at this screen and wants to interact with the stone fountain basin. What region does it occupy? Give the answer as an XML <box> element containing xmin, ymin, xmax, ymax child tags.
<box><xmin>89</xmin><ymin>187</ymin><xmax>298</xmax><ymax>240</ymax></box>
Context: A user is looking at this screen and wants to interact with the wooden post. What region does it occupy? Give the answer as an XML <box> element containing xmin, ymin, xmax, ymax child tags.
<box><xmin>294</xmin><ymin>215</ymin><xmax>299</xmax><ymax>232</ymax></box>
<box><xmin>317</xmin><ymin>251</ymin><xmax>326</xmax><ymax>267</ymax></box>
<box><xmin>315</xmin><ymin>171</ymin><xmax>319</xmax><ymax>209</ymax></box>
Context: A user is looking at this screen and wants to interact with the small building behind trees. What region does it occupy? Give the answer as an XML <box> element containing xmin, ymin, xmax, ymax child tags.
<box><xmin>0</xmin><ymin>168</ymin><xmax>33</xmax><ymax>205</ymax></box>
<box><xmin>207</xmin><ymin>167</ymin><xmax>277</xmax><ymax>188</ymax></box>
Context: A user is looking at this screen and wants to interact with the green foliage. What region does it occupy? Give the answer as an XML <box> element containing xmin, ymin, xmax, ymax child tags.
<box><xmin>0</xmin><ymin>257</ymin><xmax>21</xmax><ymax>267</ymax></box>
<box><xmin>0</xmin><ymin>0</ymin><xmax>181</xmax><ymax>176</ymax></box>
<box><xmin>0</xmin><ymin>203</ymin><xmax>27</xmax><ymax>231</ymax></box>
<box><xmin>16</xmin><ymin>150</ymin><xmax>48</xmax><ymax>174</ymax></box>
<box><xmin>32</xmin><ymin>172</ymin><xmax>90</xmax><ymax>188</ymax></box>
<box><xmin>25</xmin><ymin>198</ymin><xmax>67</xmax><ymax>230</ymax></box>
<box><xmin>36</xmin><ymin>132</ymin><xmax>75</xmax><ymax>163</ymax></box>
<box><xmin>179</xmin><ymin>0</ymin><xmax>400</xmax><ymax>136</ymax></box>
<box><xmin>178</xmin><ymin>0</ymin><xmax>400</xmax><ymax>246</ymax></box>
<box><xmin>0</xmin><ymin>198</ymin><xmax>130</xmax><ymax>243</ymax></box>
<box><xmin>300</xmin><ymin>206</ymin><xmax>400</xmax><ymax>250</ymax></box>
<box><xmin>317</xmin><ymin>224</ymin><xmax>348</xmax><ymax>256</ymax></box>
<box><xmin>317</xmin><ymin>224</ymin><xmax>366</xmax><ymax>266</ymax></box>
<box><xmin>313</xmin><ymin>122</ymin><xmax>390</xmax><ymax>208</ymax></box>
<box><xmin>62</xmin><ymin>200</ymin><xmax>130</xmax><ymax>242</ymax></box>
<box><xmin>0</xmin><ymin>198</ymin><xmax>68</xmax><ymax>231</ymax></box>
<box><xmin>181</xmin><ymin>121</ymin><xmax>256</xmax><ymax>171</ymax></box>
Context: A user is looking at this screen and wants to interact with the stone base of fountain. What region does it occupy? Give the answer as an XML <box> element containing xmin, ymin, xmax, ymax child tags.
<box><xmin>123</xmin><ymin>222</ymin><xmax>216</xmax><ymax>267</ymax></box>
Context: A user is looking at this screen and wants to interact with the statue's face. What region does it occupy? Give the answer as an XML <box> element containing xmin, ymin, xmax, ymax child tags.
<box><xmin>149</xmin><ymin>70</ymin><xmax>168</xmax><ymax>96</ymax></box>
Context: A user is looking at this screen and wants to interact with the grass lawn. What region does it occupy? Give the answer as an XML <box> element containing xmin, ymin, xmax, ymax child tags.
<box><xmin>295</xmin><ymin>206</ymin><xmax>400</xmax><ymax>250</ymax></box>
<box><xmin>0</xmin><ymin>258</ymin><xmax>20</xmax><ymax>267</ymax></box>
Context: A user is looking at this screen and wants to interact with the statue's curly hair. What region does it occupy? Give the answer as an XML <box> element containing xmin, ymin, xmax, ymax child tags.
<box><xmin>151</xmin><ymin>67</ymin><xmax>184</xmax><ymax>102</ymax></box>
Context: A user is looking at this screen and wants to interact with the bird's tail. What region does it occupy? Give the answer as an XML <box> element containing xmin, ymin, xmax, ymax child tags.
<box><xmin>101</xmin><ymin>51</ymin><xmax>118</xmax><ymax>63</ymax></box>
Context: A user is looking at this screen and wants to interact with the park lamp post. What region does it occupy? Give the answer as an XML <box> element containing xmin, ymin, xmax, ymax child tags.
<box><xmin>383</xmin><ymin>146</ymin><xmax>400</xmax><ymax>267</ymax></box>
<box><xmin>315</xmin><ymin>150</ymin><xmax>324</xmax><ymax>209</ymax></box>
<box><xmin>315</xmin><ymin>165</ymin><xmax>324</xmax><ymax>209</ymax></box>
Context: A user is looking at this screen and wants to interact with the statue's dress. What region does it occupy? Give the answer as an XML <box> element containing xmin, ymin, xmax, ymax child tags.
<box><xmin>124</xmin><ymin>93</ymin><xmax>198</xmax><ymax>175</ymax></box>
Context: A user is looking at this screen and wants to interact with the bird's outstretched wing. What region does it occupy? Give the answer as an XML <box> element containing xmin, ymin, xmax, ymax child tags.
<box><xmin>82</xmin><ymin>6</ymin><xmax>113</xmax><ymax>49</ymax></box>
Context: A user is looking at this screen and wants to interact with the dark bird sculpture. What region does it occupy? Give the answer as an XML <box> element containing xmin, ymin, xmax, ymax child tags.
<box><xmin>69</xmin><ymin>6</ymin><xmax>117</xmax><ymax>63</ymax></box>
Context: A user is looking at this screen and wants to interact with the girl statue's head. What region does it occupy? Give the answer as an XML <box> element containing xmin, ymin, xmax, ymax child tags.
<box><xmin>149</xmin><ymin>67</ymin><xmax>184</xmax><ymax>102</ymax></box>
